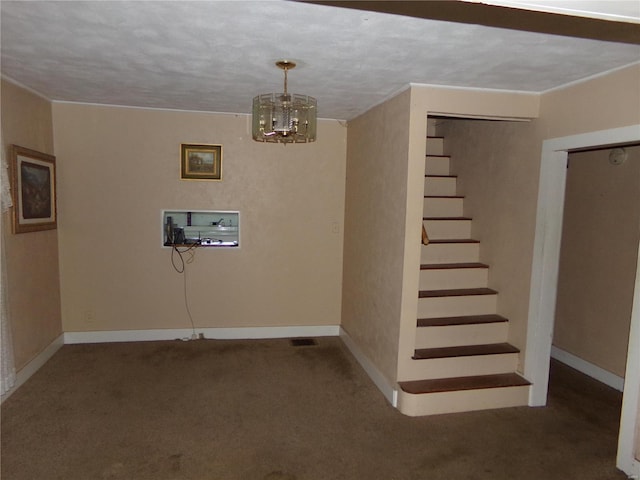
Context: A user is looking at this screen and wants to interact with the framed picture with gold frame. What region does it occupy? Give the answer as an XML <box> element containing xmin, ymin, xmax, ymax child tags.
<box><xmin>181</xmin><ymin>144</ymin><xmax>222</xmax><ymax>181</ymax></box>
<box><xmin>9</xmin><ymin>145</ymin><xmax>57</xmax><ymax>234</ymax></box>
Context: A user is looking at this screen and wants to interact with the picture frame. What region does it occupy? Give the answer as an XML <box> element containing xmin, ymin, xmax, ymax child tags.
<box><xmin>180</xmin><ymin>144</ymin><xmax>222</xmax><ymax>181</ymax></box>
<box><xmin>8</xmin><ymin>145</ymin><xmax>57</xmax><ymax>234</ymax></box>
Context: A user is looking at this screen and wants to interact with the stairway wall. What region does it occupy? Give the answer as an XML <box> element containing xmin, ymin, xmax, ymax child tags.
<box><xmin>434</xmin><ymin>118</ymin><xmax>543</xmax><ymax>369</ymax></box>
<box><xmin>341</xmin><ymin>88</ymin><xmax>414</xmax><ymax>386</ymax></box>
<box><xmin>342</xmin><ymin>85</ymin><xmax>538</xmax><ymax>390</ymax></box>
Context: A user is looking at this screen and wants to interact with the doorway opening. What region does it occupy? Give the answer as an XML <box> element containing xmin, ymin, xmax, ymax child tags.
<box><xmin>525</xmin><ymin>125</ymin><xmax>640</xmax><ymax>477</ymax></box>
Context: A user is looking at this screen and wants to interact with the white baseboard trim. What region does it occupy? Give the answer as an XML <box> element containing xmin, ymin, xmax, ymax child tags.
<box><xmin>339</xmin><ymin>327</ymin><xmax>398</xmax><ymax>407</ymax></box>
<box><xmin>64</xmin><ymin>325</ymin><xmax>341</xmax><ymax>344</ymax></box>
<box><xmin>628</xmin><ymin>459</ymin><xmax>640</xmax><ymax>480</ymax></box>
<box><xmin>1</xmin><ymin>333</ymin><xmax>64</xmax><ymax>404</ymax></box>
<box><xmin>551</xmin><ymin>346</ymin><xmax>624</xmax><ymax>392</ymax></box>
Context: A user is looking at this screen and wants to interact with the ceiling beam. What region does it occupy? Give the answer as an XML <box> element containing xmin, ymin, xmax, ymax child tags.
<box><xmin>297</xmin><ymin>1</ymin><xmax>640</xmax><ymax>45</ymax></box>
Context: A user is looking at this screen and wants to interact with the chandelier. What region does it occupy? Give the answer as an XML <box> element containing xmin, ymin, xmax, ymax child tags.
<box><xmin>252</xmin><ymin>60</ymin><xmax>317</xmax><ymax>144</ymax></box>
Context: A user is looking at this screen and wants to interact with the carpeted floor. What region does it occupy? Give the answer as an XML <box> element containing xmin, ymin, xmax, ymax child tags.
<box><xmin>0</xmin><ymin>337</ymin><xmax>627</xmax><ymax>480</ymax></box>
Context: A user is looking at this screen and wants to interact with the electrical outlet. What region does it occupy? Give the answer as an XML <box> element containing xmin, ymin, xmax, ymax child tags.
<box><xmin>84</xmin><ymin>310</ymin><xmax>95</xmax><ymax>325</ymax></box>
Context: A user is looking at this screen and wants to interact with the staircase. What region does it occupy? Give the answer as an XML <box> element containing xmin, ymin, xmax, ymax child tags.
<box><xmin>396</xmin><ymin>133</ymin><xmax>531</xmax><ymax>416</ymax></box>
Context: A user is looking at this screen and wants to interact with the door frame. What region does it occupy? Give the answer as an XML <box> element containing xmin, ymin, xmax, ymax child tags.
<box><xmin>524</xmin><ymin>124</ymin><xmax>640</xmax><ymax>476</ymax></box>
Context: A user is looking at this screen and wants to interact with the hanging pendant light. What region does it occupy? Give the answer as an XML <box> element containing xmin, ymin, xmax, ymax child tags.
<box><xmin>252</xmin><ymin>60</ymin><xmax>317</xmax><ymax>144</ymax></box>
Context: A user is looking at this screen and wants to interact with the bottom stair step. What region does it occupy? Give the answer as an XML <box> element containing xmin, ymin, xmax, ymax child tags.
<box><xmin>398</xmin><ymin>372</ymin><xmax>531</xmax><ymax>394</ymax></box>
<box><xmin>396</xmin><ymin>373</ymin><xmax>532</xmax><ymax>416</ymax></box>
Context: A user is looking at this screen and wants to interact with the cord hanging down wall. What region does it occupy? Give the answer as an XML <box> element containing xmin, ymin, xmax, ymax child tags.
<box><xmin>163</xmin><ymin>209</ymin><xmax>240</xmax><ymax>342</ymax></box>
<box><xmin>170</xmin><ymin>242</ymin><xmax>200</xmax><ymax>341</ymax></box>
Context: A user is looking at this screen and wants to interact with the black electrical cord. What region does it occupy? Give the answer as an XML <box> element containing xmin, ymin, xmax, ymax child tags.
<box><xmin>171</xmin><ymin>242</ymin><xmax>199</xmax><ymax>273</ymax></box>
<box><xmin>170</xmin><ymin>243</ymin><xmax>200</xmax><ymax>338</ymax></box>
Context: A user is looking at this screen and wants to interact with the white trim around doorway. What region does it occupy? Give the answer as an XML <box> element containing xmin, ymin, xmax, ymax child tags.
<box><xmin>525</xmin><ymin>124</ymin><xmax>640</xmax><ymax>477</ymax></box>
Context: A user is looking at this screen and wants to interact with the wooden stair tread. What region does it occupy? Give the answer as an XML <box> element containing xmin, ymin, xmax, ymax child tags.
<box><xmin>427</xmin><ymin>239</ymin><xmax>479</xmax><ymax>244</ymax></box>
<box><xmin>399</xmin><ymin>372</ymin><xmax>530</xmax><ymax>394</ymax></box>
<box><xmin>413</xmin><ymin>342</ymin><xmax>520</xmax><ymax>360</ymax></box>
<box><xmin>418</xmin><ymin>314</ymin><xmax>508</xmax><ymax>327</ymax></box>
<box><xmin>419</xmin><ymin>288</ymin><xmax>497</xmax><ymax>298</ymax></box>
<box><xmin>421</xmin><ymin>262</ymin><xmax>488</xmax><ymax>270</ymax></box>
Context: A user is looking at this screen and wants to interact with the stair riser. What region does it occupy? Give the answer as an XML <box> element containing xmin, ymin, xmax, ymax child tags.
<box><xmin>424</xmin><ymin>177</ymin><xmax>457</xmax><ymax>196</ymax></box>
<box><xmin>415</xmin><ymin>322</ymin><xmax>508</xmax><ymax>349</ymax></box>
<box><xmin>427</xmin><ymin>121</ymin><xmax>437</xmax><ymax>137</ymax></box>
<box><xmin>418</xmin><ymin>294</ymin><xmax>497</xmax><ymax>318</ymax></box>
<box><xmin>400</xmin><ymin>353</ymin><xmax>519</xmax><ymax>382</ymax></box>
<box><xmin>397</xmin><ymin>384</ymin><xmax>530</xmax><ymax>416</ymax></box>
<box><xmin>424</xmin><ymin>219</ymin><xmax>471</xmax><ymax>239</ymax></box>
<box><xmin>419</xmin><ymin>267</ymin><xmax>488</xmax><ymax>290</ymax></box>
<box><xmin>421</xmin><ymin>243</ymin><xmax>480</xmax><ymax>264</ymax></box>
<box><xmin>425</xmin><ymin>156</ymin><xmax>450</xmax><ymax>175</ymax></box>
<box><xmin>426</xmin><ymin>138</ymin><xmax>445</xmax><ymax>156</ymax></box>
<box><xmin>424</xmin><ymin>197</ymin><xmax>463</xmax><ymax>217</ymax></box>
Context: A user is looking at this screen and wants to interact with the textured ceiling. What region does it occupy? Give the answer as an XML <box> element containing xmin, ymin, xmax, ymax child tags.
<box><xmin>1</xmin><ymin>0</ymin><xmax>639</xmax><ymax>120</ymax></box>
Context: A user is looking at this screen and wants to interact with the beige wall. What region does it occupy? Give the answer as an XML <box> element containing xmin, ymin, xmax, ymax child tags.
<box><xmin>52</xmin><ymin>103</ymin><xmax>346</xmax><ymax>333</ymax></box>
<box><xmin>1</xmin><ymin>79</ymin><xmax>62</xmax><ymax>370</ymax></box>
<box><xmin>540</xmin><ymin>64</ymin><xmax>640</xmax><ymax>138</ymax></box>
<box><xmin>435</xmin><ymin>118</ymin><xmax>543</xmax><ymax>370</ymax></box>
<box><xmin>412</xmin><ymin>85</ymin><xmax>540</xmax><ymax>120</ymax></box>
<box><xmin>554</xmin><ymin>146</ymin><xmax>640</xmax><ymax>377</ymax></box>
<box><xmin>341</xmin><ymin>89</ymin><xmax>413</xmax><ymax>385</ymax></box>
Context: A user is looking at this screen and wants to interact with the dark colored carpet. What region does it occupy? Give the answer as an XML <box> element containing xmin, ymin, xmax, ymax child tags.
<box><xmin>0</xmin><ymin>337</ymin><xmax>626</xmax><ymax>479</ymax></box>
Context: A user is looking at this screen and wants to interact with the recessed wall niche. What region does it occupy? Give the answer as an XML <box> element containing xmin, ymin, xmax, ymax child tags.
<box><xmin>162</xmin><ymin>210</ymin><xmax>239</xmax><ymax>247</ymax></box>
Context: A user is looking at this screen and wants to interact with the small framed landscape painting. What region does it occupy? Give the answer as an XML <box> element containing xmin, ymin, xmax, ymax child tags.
<box><xmin>181</xmin><ymin>144</ymin><xmax>222</xmax><ymax>181</ymax></box>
